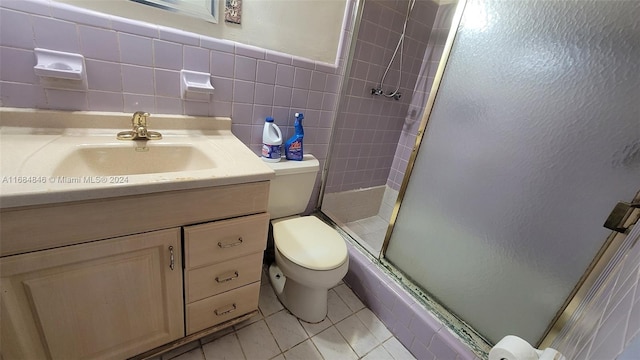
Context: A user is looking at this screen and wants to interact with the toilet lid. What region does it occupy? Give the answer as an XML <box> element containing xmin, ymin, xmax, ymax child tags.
<box><xmin>273</xmin><ymin>216</ymin><xmax>348</xmax><ymax>271</ymax></box>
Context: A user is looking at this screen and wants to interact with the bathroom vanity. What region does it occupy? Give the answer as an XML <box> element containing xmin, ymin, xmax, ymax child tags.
<box><xmin>0</xmin><ymin>109</ymin><xmax>274</xmax><ymax>359</ymax></box>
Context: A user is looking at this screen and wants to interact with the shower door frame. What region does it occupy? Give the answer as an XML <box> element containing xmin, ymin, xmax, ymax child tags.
<box><xmin>374</xmin><ymin>0</ymin><xmax>639</xmax><ymax>349</ymax></box>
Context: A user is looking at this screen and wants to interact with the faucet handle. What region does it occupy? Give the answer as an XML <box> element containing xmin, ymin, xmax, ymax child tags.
<box><xmin>132</xmin><ymin>111</ymin><xmax>150</xmax><ymax>126</ymax></box>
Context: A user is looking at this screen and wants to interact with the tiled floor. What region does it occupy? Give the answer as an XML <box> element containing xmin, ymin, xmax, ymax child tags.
<box><xmin>344</xmin><ymin>215</ymin><xmax>388</xmax><ymax>254</ymax></box>
<box><xmin>344</xmin><ymin>186</ymin><xmax>399</xmax><ymax>254</ymax></box>
<box><xmin>159</xmin><ymin>269</ymin><xmax>415</xmax><ymax>360</ymax></box>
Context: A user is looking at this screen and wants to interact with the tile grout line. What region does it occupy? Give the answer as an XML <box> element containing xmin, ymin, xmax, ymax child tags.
<box><xmin>233</xmin><ymin>329</ymin><xmax>249</xmax><ymax>360</ymax></box>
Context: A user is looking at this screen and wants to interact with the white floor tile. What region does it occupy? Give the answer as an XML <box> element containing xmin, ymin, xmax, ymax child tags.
<box><xmin>334</xmin><ymin>283</ymin><xmax>366</xmax><ymax>312</ymax></box>
<box><xmin>361</xmin><ymin>345</ymin><xmax>395</xmax><ymax>360</ymax></box>
<box><xmin>236</xmin><ymin>320</ymin><xmax>280</xmax><ymax>360</ymax></box>
<box><xmin>265</xmin><ymin>310</ymin><xmax>309</xmax><ymax>351</ymax></box>
<box><xmin>283</xmin><ymin>339</ymin><xmax>323</xmax><ymax>360</ymax></box>
<box><xmin>202</xmin><ymin>333</ymin><xmax>244</xmax><ymax>360</ymax></box>
<box><xmin>345</xmin><ymin>221</ymin><xmax>368</xmax><ymax>235</ymax></box>
<box><xmin>360</xmin><ymin>232</ymin><xmax>385</xmax><ymax>252</ymax></box>
<box><xmin>299</xmin><ymin>316</ymin><xmax>332</xmax><ymax>337</ymax></box>
<box><xmin>258</xmin><ymin>283</ymin><xmax>284</xmax><ymax>317</ymax></box>
<box><xmin>336</xmin><ymin>314</ymin><xmax>383</xmax><ymax>357</ymax></box>
<box><xmin>382</xmin><ymin>337</ymin><xmax>416</xmax><ymax>360</ymax></box>
<box><xmin>346</xmin><ymin>215</ymin><xmax>388</xmax><ymax>254</ymax></box>
<box><xmin>327</xmin><ymin>288</ymin><xmax>354</xmax><ymax>323</ymax></box>
<box><xmin>357</xmin><ymin>216</ymin><xmax>388</xmax><ymax>233</ymax></box>
<box><xmin>355</xmin><ymin>237</ymin><xmax>380</xmax><ymax>256</ymax></box>
<box><xmin>311</xmin><ymin>326</ymin><xmax>359</xmax><ymax>360</ymax></box>
<box><xmin>356</xmin><ymin>308</ymin><xmax>393</xmax><ymax>343</ymax></box>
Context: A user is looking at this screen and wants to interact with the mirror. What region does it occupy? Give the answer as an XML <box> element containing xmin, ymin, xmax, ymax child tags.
<box><xmin>55</xmin><ymin>0</ymin><xmax>347</xmax><ymax>63</ymax></box>
<box><xmin>131</xmin><ymin>0</ymin><xmax>218</xmax><ymax>23</ymax></box>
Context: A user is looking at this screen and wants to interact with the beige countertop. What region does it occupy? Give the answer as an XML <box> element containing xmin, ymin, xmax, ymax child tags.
<box><xmin>0</xmin><ymin>108</ymin><xmax>274</xmax><ymax>209</ymax></box>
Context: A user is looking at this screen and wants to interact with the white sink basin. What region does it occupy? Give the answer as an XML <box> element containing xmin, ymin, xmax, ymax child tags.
<box><xmin>52</xmin><ymin>144</ymin><xmax>216</xmax><ymax>176</ymax></box>
<box><xmin>21</xmin><ymin>136</ymin><xmax>223</xmax><ymax>178</ymax></box>
<box><xmin>0</xmin><ymin>108</ymin><xmax>276</xmax><ymax>209</ymax></box>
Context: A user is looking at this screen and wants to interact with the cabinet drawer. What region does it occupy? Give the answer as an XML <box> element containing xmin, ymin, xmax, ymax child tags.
<box><xmin>184</xmin><ymin>213</ymin><xmax>269</xmax><ymax>269</ymax></box>
<box><xmin>186</xmin><ymin>282</ymin><xmax>260</xmax><ymax>335</ymax></box>
<box><xmin>186</xmin><ymin>252</ymin><xmax>263</xmax><ymax>303</ymax></box>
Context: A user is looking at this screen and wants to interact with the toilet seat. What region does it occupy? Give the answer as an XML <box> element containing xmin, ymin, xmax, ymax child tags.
<box><xmin>272</xmin><ymin>216</ymin><xmax>347</xmax><ymax>271</ymax></box>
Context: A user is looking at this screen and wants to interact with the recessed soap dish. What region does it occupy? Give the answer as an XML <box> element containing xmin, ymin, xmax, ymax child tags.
<box><xmin>34</xmin><ymin>48</ymin><xmax>85</xmax><ymax>80</ymax></box>
<box><xmin>180</xmin><ymin>70</ymin><xmax>215</xmax><ymax>101</ymax></box>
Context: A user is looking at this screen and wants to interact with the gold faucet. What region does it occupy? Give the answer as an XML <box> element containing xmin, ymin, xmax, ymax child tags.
<box><xmin>117</xmin><ymin>111</ymin><xmax>162</xmax><ymax>140</ymax></box>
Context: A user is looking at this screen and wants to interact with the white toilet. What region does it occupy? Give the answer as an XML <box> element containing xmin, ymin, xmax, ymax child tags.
<box><xmin>265</xmin><ymin>154</ymin><xmax>349</xmax><ymax>323</ymax></box>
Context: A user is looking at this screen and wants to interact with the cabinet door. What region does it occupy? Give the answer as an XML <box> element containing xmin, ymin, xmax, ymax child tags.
<box><xmin>0</xmin><ymin>228</ymin><xmax>184</xmax><ymax>360</ymax></box>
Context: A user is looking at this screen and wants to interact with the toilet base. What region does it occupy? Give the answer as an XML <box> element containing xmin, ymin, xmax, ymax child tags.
<box><xmin>268</xmin><ymin>263</ymin><xmax>285</xmax><ymax>295</ymax></box>
<box><xmin>268</xmin><ymin>263</ymin><xmax>328</xmax><ymax>323</ymax></box>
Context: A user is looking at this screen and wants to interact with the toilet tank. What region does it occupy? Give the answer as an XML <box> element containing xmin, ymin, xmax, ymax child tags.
<box><xmin>265</xmin><ymin>154</ymin><xmax>319</xmax><ymax>219</ymax></box>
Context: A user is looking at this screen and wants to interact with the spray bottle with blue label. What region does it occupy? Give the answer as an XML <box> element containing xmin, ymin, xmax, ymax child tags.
<box><xmin>284</xmin><ymin>112</ymin><xmax>304</xmax><ymax>161</ymax></box>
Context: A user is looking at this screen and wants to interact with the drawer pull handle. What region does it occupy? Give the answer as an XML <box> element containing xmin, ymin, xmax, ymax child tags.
<box><xmin>169</xmin><ymin>246</ymin><xmax>175</xmax><ymax>271</ymax></box>
<box><xmin>218</xmin><ymin>237</ymin><xmax>243</xmax><ymax>248</ymax></box>
<box><xmin>216</xmin><ymin>271</ymin><xmax>239</xmax><ymax>283</ymax></box>
<box><xmin>214</xmin><ymin>303</ymin><xmax>237</xmax><ymax>316</ymax></box>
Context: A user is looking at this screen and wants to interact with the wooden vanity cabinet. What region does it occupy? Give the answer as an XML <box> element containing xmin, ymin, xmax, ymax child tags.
<box><xmin>0</xmin><ymin>181</ymin><xmax>270</xmax><ymax>360</ymax></box>
<box><xmin>0</xmin><ymin>229</ymin><xmax>184</xmax><ymax>360</ymax></box>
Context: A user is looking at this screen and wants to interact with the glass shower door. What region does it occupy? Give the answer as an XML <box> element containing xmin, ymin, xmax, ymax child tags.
<box><xmin>385</xmin><ymin>0</ymin><xmax>640</xmax><ymax>345</ymax></box>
